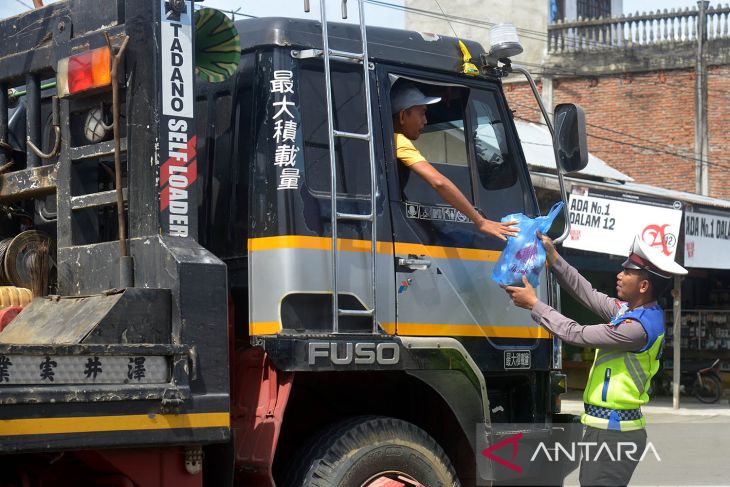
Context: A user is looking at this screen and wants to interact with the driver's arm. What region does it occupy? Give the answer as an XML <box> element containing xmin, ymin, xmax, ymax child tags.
<box><xmin>396</xmin><ymin>133</ymin><xmax>517</xmax><ymax>241</ymax></box>
<box><xmin>408</xmin><ymin>160</ymin><xmax>486</xmax><ymax>228</ymax></box>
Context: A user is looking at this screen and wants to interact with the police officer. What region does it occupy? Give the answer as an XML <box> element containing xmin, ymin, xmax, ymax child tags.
<box><xmin>504</xmin><ymin>233</ymin><xmax>687</xmax><ymax>486</ymax></box>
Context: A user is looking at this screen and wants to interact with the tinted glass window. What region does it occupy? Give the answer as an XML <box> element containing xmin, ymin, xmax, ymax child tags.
<box><xmin>468</xmin><ymin>89</ymin><xmax>532</xmax><ymax>219</ymax></box>
<box><xmin>300</xmin><ymin>63</ymin><xmax>372</xmax><ymax>197</ymax></box>
<box><xmin>470</xmin><ymin>91</ymin><xmax>518</xmax><ymax>191</ymax></box>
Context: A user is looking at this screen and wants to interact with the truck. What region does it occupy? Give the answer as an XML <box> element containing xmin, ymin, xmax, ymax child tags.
<box><xmin>0</xmin><ymin>1</ymin><xmax>589</xmax><ymax>485</ymax></box>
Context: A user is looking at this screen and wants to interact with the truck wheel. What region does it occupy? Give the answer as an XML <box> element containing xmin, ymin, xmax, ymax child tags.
<box><xmin>285</xmin><ymin>416</ymin><xmax>459</xmax><ymax>487</ymax></box>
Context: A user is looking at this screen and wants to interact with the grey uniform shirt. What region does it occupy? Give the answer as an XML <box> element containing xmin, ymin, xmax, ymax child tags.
<box><xmin>530</xmin><ymin>255</ymin><xmax>648</xmax><ymax>351</ymax></box>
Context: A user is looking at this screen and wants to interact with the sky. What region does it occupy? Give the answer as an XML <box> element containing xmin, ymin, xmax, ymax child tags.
<box><xmin>0</xmin><ymin>1</ymin><xmax>708</xmax><ymax>30</ymax></box>
<box><xmin>622</xmin><ymin>0</ymin><xmax>709</xmax><ymax>15</ymax></box>
<box><xmin>0</xmin><ymin>0</ymin><xmax>405</xmax><ymax>28</ymax></box>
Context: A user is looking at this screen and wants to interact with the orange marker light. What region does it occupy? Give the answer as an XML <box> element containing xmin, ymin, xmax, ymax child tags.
<box><xmin>91</xmin><ymin>47</ymin><xmax>111</xmax><ymax>87</ymax></box>
<box><xmin>60</xmin><ymin>46</ymin><xmax>112</xmax><ymax>96</ymax></box>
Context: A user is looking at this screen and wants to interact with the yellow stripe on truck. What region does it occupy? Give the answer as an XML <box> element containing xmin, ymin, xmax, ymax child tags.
<box><xmin>250</xmin><ymin>321</ymin><xmax>550</xmax><ymax>339</ymax></box>
<box><xmin>0</xmin><ymin>412</ymin><xmax>230</xmax><ymax>437</ymax></box>
<box><xmin>248</xmin><ymin>235</ymin><xmax>394</xmax><ymax>254</ymax></box>
<box><xmin>249</xmin><ymin>321</ymin><xmax>282</xmax><ymax>335</ymax></box>
<box><xmin>393</xmin><ymin>242</ymin><xmax>500</xmax><ymax>262</ymax></box>
<box><xmin>247</xmin><ymin>236</ymin><xmax>501</xmax><ymax>262</ymax></box>
<box><xmin>382</xmin><ymin>322</ymin><xmax>551</xmax><ymax>339</ymax></box>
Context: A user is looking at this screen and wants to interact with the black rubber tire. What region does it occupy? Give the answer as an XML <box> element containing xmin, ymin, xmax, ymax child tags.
<box><xmin>284</xmin><ymin>416</ymin><xmax>460</xmax><ymax>487</ymax></box>
<box><xmin>694</xmin><ymin>375</ymin><xmax>722</xmax><ymax>404</ymax></box>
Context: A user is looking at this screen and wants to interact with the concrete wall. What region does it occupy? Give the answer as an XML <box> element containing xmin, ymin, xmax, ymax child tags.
<box><xmin>404</xmin><ymin>0</ymin><xmax>549</xmax><ymax>67</ymax></box>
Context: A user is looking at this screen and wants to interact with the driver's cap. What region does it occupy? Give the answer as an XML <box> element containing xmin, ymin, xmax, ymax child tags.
<box><xmin>391</xmin><ymin>84</ymin><xmax>441</xmax><ymax>114</ymax></box>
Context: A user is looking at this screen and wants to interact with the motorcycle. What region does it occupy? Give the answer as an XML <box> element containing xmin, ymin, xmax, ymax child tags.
<box><xmin>651</xmin><ymin>358</ymin><xmax>723</xmax><ymax>404</ymax></box>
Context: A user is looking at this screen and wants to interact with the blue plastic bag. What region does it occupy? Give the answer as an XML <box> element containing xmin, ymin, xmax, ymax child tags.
<box><xmin>491</xmin><ymin>202</ymin><xmax>564</xmax><ymax>288</ymax></box>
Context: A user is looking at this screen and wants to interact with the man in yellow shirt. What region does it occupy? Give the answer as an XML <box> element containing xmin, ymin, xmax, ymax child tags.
<box><xmin>392</xmin><ymin>83</ymin><xmax>517</xmax><ymax>240</ymax></box>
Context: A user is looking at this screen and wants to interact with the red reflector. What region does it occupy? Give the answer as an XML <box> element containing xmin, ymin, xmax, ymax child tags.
<box><xmin>68</xmin><ymin>51</ymin><xmax>94</xmax><ymax>94</ymax></box>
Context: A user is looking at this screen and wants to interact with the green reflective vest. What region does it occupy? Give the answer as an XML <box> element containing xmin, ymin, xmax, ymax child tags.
<box><xmin>582</xmin><ymin>304</ymin><xmax>665</xmax><ymax>432</ymax></box>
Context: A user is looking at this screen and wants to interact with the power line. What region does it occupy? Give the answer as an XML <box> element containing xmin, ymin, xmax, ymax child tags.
<box><xmin>363</xmin><ymin>0</ymin><xmax>635</xmax><ymax>51</ymax></box>
<box><xmin>515</xmin><ymin>60</ymin><xmax>730</xmax><ymax>98</ymax></box>
<box><xmin>509</xmin><ymin>99</ymin><xmax>729</xmax><ymax>165</ymax></box>
<box><xmin>364</xmin><ymin>0</ymin><xmax>730</xmax><ymax>95</ymax></box>
<box><xmin>511</xmin><ymin>101</ymin><xmax>730</xmax><ymax>170</ymax></box>
<box><xmin>11</xmin><ymin>0</ymin><xmax>33</xmax><ymax>10</ymax></box>
<box><xmin>233</xmin><ymin>3</ymin><xmax>730</xmax><ymax>172</ymax></box>
<box><xmin>512</xmin><ymin>113</ymin><xmax>730</xmax><ymax>174</ymax></box>
<box><xmin>197</xmin><ymin>4</ymin><xmax>258</xmax><ymax>19</ymax></box>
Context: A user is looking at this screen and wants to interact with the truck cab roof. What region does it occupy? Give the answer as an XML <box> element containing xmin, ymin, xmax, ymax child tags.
<box><xmin>235</xmin><ymin>17</ymin><xmax>489</xmax><ymax>76</ymax></box>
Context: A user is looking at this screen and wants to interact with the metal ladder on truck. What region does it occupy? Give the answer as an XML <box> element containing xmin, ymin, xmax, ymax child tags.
<box><xmin>303</xmin><ymin>0</ymin><xmax>379</xmax><ymax>334</ymax></box>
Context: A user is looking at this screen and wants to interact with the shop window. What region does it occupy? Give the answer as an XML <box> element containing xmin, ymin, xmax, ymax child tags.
<box><xmin>577</xmin><ymin>0</ymin><xmax>611</xmax><ymax>20</ymax></box>
<box><xmin>300</xmin><ymin>62</ymin><xmax>372</xmax><ymax>198</ymax></box>
<box><xmin>550</xmin><ymin>0</ymin><xmax>566</xmax><ymax>22</ymax></box>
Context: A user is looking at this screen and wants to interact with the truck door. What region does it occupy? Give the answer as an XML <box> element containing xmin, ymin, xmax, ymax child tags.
<box><xmin>380</xmin><ymin>74</ymin><xmax>550</xmax><ymax>368</ymax></box>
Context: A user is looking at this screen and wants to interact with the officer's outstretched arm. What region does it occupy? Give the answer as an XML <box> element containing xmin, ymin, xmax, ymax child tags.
<box><xmin>539</xmin><ymin>233</ymin><xmax>621</xmax><ymax>322</ymax></box>
<box><xmin>504</xmin><ymin>275</ymin><xmax>647</xmax><ymax>351</ymax></box>
<box><xmin>532</xmin><ymin>303</ymin><xmax>647</xmax><ymax>351</ymax></box>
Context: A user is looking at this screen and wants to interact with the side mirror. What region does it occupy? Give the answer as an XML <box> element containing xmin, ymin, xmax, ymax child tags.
<box><xmin>553</xmin><ymin>103</ymin><xmax>588</xmax><ymax>174</ymax></box>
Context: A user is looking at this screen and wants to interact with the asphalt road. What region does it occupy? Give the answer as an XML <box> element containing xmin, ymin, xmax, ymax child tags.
<box><xmin>560</xmin><ymin>392</ymin><xmax>730</xmax><ymax>486</ymax></box>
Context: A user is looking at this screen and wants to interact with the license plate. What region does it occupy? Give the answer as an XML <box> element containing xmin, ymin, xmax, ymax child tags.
<box><xmin>504</xmin><ymin>350</ymin><xmax>531</xmax><ymax>369</ymax></box>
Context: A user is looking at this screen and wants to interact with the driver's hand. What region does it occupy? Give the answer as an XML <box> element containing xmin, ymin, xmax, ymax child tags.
<box><xmin>477</xmin><ymin>219</ymin><xmax>519</xmax><ymax>241</ymax></box>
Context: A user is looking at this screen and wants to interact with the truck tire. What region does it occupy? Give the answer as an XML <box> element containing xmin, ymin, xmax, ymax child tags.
<box><xmin>285</xmin><ymin>416</ymin><xmax>460</xmax><ymax>487</ymax></box>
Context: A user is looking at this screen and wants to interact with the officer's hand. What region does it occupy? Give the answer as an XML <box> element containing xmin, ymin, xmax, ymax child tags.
<box><xmin>503</xmin><ymin>276</ymin><xmax>538</xmax><ymax>310</ymax></box>
<box><xmin>477</xmin><ymin>219</ymin><xmax>519</xmax><ymax>241</ymax></box>
<box><xmin>536</xmin><ymin>231</ymin><xmax>558</xmax><ymax>265</ymax></box>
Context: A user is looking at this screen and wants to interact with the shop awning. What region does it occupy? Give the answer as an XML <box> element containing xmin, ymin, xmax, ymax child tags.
<box><xmin>515</xmin><ymin>121</ymin><xmax>633</xmax><ymax>182</ymax></box>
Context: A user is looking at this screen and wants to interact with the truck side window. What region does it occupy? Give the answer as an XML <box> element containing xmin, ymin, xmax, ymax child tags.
<box><xmin>470</xmin><ymin>92</ymin><xmax>518</xmax><ymax>191</ymax></box>
<box><xmin>469</xmin><ymin>90</ymin><xmax>531</xmax><ymax>219</ymax></box>
<box><xmin>398</xmin><ymin>85</ymin><xmax>473</xmax><ymax>205</ymax></box>
<box><xmin>300</xmin><ymin>62</ymin><xmax>372</xmax><ymax>198</ymax></box>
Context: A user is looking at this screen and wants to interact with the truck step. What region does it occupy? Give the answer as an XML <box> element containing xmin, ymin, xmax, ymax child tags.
<box><xmin>333</xmin><ymin>129</ymin><xmax>370</xmax><ymax>141</ymax></box>
<box><xmin>70</xmin><ymin>138</ymin><xmax>127</xmax><ymax>161</ymax></box>
<box><xmin>71</xmin><ymin>188</ymin><xmax>127</xmax><ymax>210</ymax></box>
<box><xmin>291</xmin><ymin>48</ymin><xmax>365</xmax><ymax>64</ymax></box>
<box><xmin>338</xmin><ymin>308</ymin><xmax>375</xmax><ymax>317</ymax></box>
<box><xmin>336</xmin><ymin>211</ymin><xmax>373</xmax><ymax>222</ymax></box>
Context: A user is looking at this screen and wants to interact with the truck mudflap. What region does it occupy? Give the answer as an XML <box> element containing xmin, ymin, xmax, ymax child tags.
<box><xmin>478</xmin><ymin>414</ymin><xmax>582</xmax><ymax>486</ymax></box>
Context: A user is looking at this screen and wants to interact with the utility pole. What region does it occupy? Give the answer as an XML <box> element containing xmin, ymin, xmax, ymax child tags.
<box><xmin>695</xmin><ymin>1</ymin><xmax>709</xmax><ymax>196</ymax></box>
<box><xmin>672</xmin><ymin>275</ymin><xmax>682</xmax><ymax>409</ymax></box>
